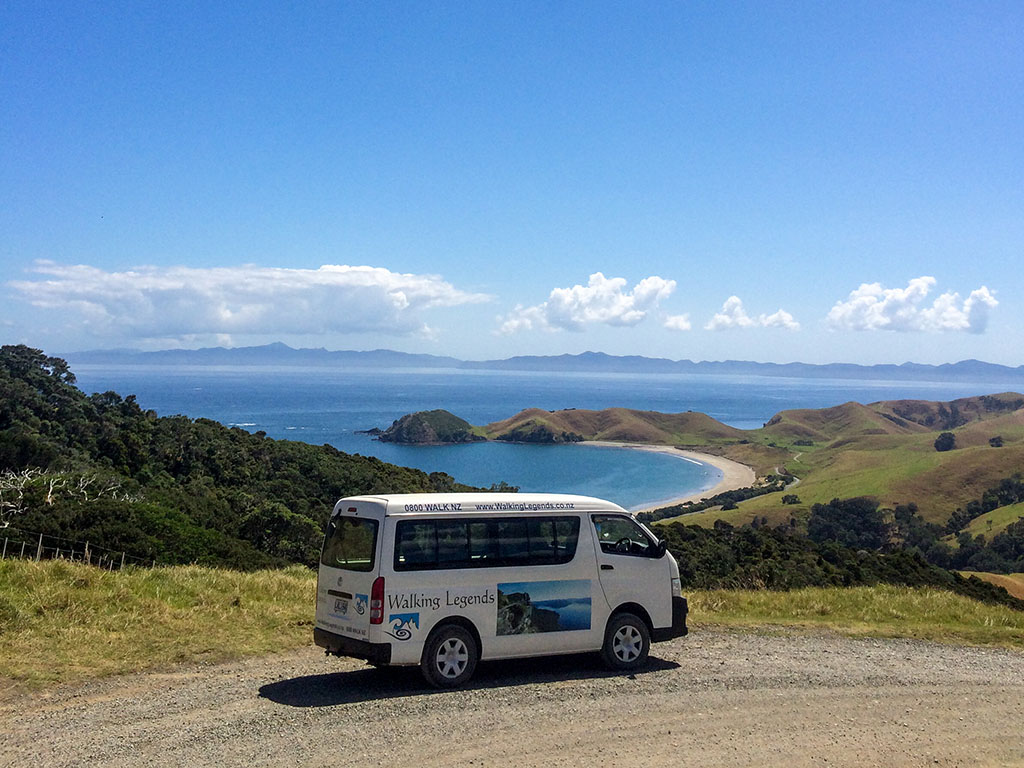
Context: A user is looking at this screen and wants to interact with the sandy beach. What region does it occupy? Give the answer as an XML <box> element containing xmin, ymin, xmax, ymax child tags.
<box><xmin>581</xmin><ymin>440</ymin><xmax>756</xmax><ymax>513</ymax></box>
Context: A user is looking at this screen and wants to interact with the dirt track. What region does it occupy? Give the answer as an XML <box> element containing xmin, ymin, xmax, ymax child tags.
<box><xmin>3</xmin><ymin>629</ymin><xmax>1024</xmax><ymax>768</ymax></box>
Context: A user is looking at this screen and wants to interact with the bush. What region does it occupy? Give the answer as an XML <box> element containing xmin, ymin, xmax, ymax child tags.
<box><xmin>934</xmin><ymin>432</ymin><xmax>957</xmax><ymax>452</ymax></box>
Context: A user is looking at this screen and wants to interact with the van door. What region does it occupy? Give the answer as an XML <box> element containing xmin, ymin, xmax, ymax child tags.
<box><xmin>590</xmin><ymin>514</ymin><xmax>672</xmax><ymax>630</ymax></box>
<box><xmin>315</xmin><ymin>502</ymin><xmax>384</xmax><ymax>644</ymax></box>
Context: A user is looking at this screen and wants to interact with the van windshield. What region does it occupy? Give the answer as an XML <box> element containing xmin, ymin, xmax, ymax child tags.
<box><xmin>321</xmin><ymin>515</ymin><xmax>378</xmax><ymax>571</ymax></box>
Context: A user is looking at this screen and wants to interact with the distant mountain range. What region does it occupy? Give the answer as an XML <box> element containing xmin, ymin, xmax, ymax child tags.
<box><xmin>62</xmin><ymin>342</ymin><xmax>1024</xmax><ymax>382</ymax></box>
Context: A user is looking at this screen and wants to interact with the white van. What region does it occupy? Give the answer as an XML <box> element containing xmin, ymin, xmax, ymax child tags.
<box><xmin>314</xmin><ymin>493</ymin><xmax>688</xmax><ymax>687</ymax></box>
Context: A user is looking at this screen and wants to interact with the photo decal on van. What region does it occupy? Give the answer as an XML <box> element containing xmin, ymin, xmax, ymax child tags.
<box><xmin>386</xmin><ymin>613</ymin><xmax>420</xmax><ymax>641</ymax></box>
<box><xmin>497</xmin><ymin>579</ymin><xmax>592</xmax><ymax>635</ymax></box>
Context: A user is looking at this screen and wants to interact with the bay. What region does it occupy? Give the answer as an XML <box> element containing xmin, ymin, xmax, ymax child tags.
<box><xmin>71</xmin><ymin>365</ymin><xmax>1005</xmax><ymax>511</ymax></box>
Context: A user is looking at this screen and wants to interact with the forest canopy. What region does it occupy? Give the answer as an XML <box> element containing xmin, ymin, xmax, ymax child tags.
<box><xmin>0</xmin><ymin>345</ymin><xmax>480</xmax><ymax>568</ymax></box>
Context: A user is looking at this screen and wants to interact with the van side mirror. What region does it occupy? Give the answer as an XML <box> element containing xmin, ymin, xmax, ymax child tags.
<box><xmin>655</xmin><ymin>540</ymin><xmax>667</xmax><ymax>558</ymax></box>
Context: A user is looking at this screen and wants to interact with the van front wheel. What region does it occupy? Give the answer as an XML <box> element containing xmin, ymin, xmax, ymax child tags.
<box><xmin>601</xmin><ymin>612</ymin><xmax>650</xmax><ymax>671</ymax></box>
<box><xmin>421</xmin><ymin>624</ymin><xmax>478</xmax><ymax>688</ymax></box>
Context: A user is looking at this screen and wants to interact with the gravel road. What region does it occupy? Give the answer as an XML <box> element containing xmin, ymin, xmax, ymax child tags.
<box><xmin>3</xmin><ymin>629</ymin><xmax>1023</xmax><ymax>768</ymax></box>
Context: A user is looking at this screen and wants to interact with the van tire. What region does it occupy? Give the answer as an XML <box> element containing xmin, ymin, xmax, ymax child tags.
<box><xmin>421</xmin><ymin>624</ymin><xmax>478</xmax><ymax>688</ymax></box>
<box><xmin>601</xmin><ymin>612</ymin><xmax>650</xmax><ymax>671</ymax></box>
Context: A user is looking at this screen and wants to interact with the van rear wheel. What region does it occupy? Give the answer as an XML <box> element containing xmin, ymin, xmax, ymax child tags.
<box><xmin>421</xmin><ymin>624</ymin><xmax>478</xmax><ymax>688</ymax></box>
<box><xmin>601</xmin><ymin>612</ymin><xmax>650</xmax><ymax>671</ymax></box>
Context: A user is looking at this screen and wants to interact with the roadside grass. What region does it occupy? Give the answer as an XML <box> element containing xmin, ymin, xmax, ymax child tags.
<box><xmin>689</xmin><ymin>584</ymin><xmax>1024</xmax><ymax>649</ymax></box>
<box><xmin>0</xmin><ymin>559</ymin><xmax>316</xmax><ymax>690</ymax></box>
<box><xmin>3</xmin><ymin>562</ymin><xmax>1023</xmax><ymax>693</ymax></box>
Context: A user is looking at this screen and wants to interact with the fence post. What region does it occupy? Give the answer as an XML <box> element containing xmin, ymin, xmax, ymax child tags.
<box><xmin>120</xmin><ymin>552</ymin><xmax>126</xmax><ymax>570</ymax></box>
<box><xmin>2</xmin><ymin>538</ymin><xmax>6</xmax><ymax>559</ymax></box>
<box><xmin>35</xmin><ymin>533</ymin><xmax>43</xmax><ymax>561</ymax></box>
<box><xmin>20</xmin><ymin>541</ymin><xmax>26</xmax><ymax>558</ymax></box>
<box><xmin>85</xmin><ymin>542</ymin><xmax>91</xmax><ymax>565</ymax></box>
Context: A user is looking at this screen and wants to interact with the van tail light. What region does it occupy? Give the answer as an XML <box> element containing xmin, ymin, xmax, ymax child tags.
<box><xmin>370</xmin><ymin>576</ymin><xmax>385</xmax><ymax>625</ymax></box>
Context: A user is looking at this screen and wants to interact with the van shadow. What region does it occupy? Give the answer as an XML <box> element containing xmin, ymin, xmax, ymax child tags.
<box><xmin>259</xmin><ymin>653</ymin><xmax>679</xmax><ymax>707</ymax></box>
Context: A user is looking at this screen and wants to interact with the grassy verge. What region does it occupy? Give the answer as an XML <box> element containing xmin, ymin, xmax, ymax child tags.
<box><xmin>689</xmin><ymin>584</ymin><xmax>1024</xmax><ymax>649</ymax></box>
<box><xmin>3</xmin><ymin>562</ymin><xmax>1023</xmax><ymax>694</ymax></box>
<box><xmin>0</xmin><ymin>559</ymin><xmax>316</xmax><ymax>690</ymax></box>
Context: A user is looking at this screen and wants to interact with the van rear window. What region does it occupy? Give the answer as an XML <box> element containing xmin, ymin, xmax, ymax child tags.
<box><xmin>394</xmin><ymin>516</ymin><xmax>580</xmax><ymax>571</ymax></box>
<box><xmin>321</xmin><ymin>515</ymin><xmax>378</xmax><ymax>571</ymax></box>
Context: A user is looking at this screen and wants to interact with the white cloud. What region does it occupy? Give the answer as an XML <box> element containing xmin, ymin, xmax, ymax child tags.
<box><xmin>9</xmin><ymin>261</ymin><xmax>490</xmax><ymax>341</ymax></box>
<box><xmin>663</xmin><ymin>314</ymin><xmax>692</xmax><ymax>331</ymax></box>
<box><xmin>498</xmin><ymin>272</ymin><xmax>676</xmax><ymax>334</ymax></box>
<box><xmin>759</xmin><ymin>308</ymin><xmax>801</xmax><ymax>331</ymax></box>
<box><xmin>827</xmin><ymin>277</ymin><xmax>997</xmax><ymax>333</ymax></box>
<box><xmin>705</xmin><ymin>296</ymin><xmax>800</xmax><ymax>331</ymax></box>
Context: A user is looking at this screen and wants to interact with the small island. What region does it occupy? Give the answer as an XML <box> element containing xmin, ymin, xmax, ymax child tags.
<box><xmin>379</xmin><ymin>409</ymin><xmax>486</xmax><ymax>444</ymax></box>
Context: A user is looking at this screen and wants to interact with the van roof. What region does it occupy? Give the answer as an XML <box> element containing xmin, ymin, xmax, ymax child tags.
<box><xmin>335</xmin><ymin>492</ymin><xmax>629</xmax><ymax>516</ymax></box>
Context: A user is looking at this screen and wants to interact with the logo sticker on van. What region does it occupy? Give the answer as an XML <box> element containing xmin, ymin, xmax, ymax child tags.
<box><xmin>354</xmin><ymin>594</ymin><xmax>368</xmax><ymax>615</ymax></box>
<box><xmin>386</xmin><ymin>613</ymin><xmax>419</xmax><ymax>641</ymax></box>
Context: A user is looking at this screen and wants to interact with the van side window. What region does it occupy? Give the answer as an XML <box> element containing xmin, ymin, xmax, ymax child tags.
<box><xmin>592</xmin><ymin>515</ymin><xmax>655</xmax><ymax>557</ymax></box>
<box><xmin>554</xmin><ymin>517</ymin><xmax>580</xmax><ymax>560</ymax></box>
<box><xmin>396</xmin><ymin>521</ymin><xmax>436</xmax><ymax>568</ymax></box>
<box><xmin>497</xmin><ymin>519</ymin><xmax>530</xmax><ymax>563</ymax></box>
<box><xmin>468</xmin><ymin>521</ymin><xmax>496</xmax><ymax>563</ymax></box>
<box><xmin>527</xmin><ymin>518</ymin><xmax>556</xmax><ymax>563</ymax></box>
<box><xmin>394</xmin><ymin>516</ymin><xmax>581</xmax><ymax>571</ymax></box>
<box><xmin>437</xmin><ymin>520</ymin><xmax>469</xmax><ymax>565</ymax></box>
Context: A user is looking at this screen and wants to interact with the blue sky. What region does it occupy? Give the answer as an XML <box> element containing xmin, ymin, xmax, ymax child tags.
<box><xmin>2</xmin><ymin>2</ymin><xmax>1021</xmax><ymax>364</ymax></box>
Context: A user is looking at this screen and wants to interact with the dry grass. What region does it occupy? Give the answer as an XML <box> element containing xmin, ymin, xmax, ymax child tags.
<box><xmin>689</xmin><ymin>584</ymin><xmax>1024</xmax><ymax>649</ymax></box>
<box><xmin>4</xmin><ymin>561</ymin><xmax>1023</xmax><ymax>694</ymax></box>
<box><xmin>0</xmin><ymin>559</ymin><xmax>316</xmax><ymax>690</ymax></box>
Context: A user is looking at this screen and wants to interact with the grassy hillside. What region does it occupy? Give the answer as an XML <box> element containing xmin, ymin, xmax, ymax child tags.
<box><xmin>483</xmin><ymin>407</ymin><xmax>747</xmax><ymax>446</ymax></box>
<box><xmin>960</xmin><ymin>572</ymin><xmax>1024</xmax><ymax>600</ymax></box>
<box><xmin>677</xmin><ymin>397</ymin><xmax>1024</xmax><ymax>529</ymax></box>
<box><xmin>961</xmin><ymin>501</ymin><xmax>1024</xmax><ymax>539</ymax></box>
<box><xmin>469</xmin><ymin>394</ymin><xmax>1024</xmax><ymax>530</ymax></box>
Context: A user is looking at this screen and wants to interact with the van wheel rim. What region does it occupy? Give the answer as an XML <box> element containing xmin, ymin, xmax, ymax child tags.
<box><xmin>436</xmin><ymin>637</ymin><xmax>469</xmax><ymax>678</ymax></box>
<box><xmin>613</xmin><ymin>625</ymin><xmax>642</xmax><ymax>662</ymax></box>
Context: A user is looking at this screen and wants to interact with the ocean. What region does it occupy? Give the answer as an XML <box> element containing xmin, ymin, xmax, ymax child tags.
<box><xmin>70</xmin><ymin>365</ymin><xmax>1007</xmax><ymax>511</ymax></box>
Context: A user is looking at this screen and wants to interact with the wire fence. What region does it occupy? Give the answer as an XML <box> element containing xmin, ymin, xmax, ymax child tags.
<box><xmin>0</xmin><ymin>525</ymin><xmax>156</xmax><ymax>569</ymax></box>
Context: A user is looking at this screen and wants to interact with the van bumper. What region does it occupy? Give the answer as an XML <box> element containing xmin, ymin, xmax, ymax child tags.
<box><xmin>314</xmin><ymin>627</ymin><xmax>392</xmax><ymax>666</ymax></box>
<box><xmin>651</xmin><ymin>596</ymin><xmax>689</xmax><ymax>642</ymax></box>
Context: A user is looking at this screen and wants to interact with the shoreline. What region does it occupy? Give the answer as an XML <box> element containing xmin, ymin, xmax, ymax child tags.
<box><xmin>579</xmin><ymin>440</ymin><xmax>757</xmax><ymax>514</ymax></box>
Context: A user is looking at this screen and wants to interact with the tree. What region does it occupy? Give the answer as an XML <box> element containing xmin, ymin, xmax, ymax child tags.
<box><xmin>934</xmin><ymin>432</ymin><xmax>956</xmax><ymax>452</ymax></box>
<box><xmin>990</xmin><ymin>435</ymin><xmax>1004</xmax><ymax>448</ymax></box>
<box><xmin>807</xmin><ymin>497</ymin><xmax>890</xmax><ymax>551</ymax></box>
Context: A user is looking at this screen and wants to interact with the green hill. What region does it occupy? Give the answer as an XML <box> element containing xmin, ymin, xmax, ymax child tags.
<box><xmin>0</xmin><ymin>345</ymin><xmax>483</xmax><ymax>569</ymax></box>
<box><xmin>483</xmin><ymin>406</ymin><xmax>746</xmax><ymax>445</ymax></box>
<box><xmin>379</xmin><ymin>393</ymin><xmax>1024</xmax><ymax>528</ymax></box>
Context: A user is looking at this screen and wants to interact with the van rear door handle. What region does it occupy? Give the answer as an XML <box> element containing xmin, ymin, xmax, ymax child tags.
<box><xmin>601</xmin><ymin>564</ymin><xmax>614</xmax><ymax>570</ymax></box>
